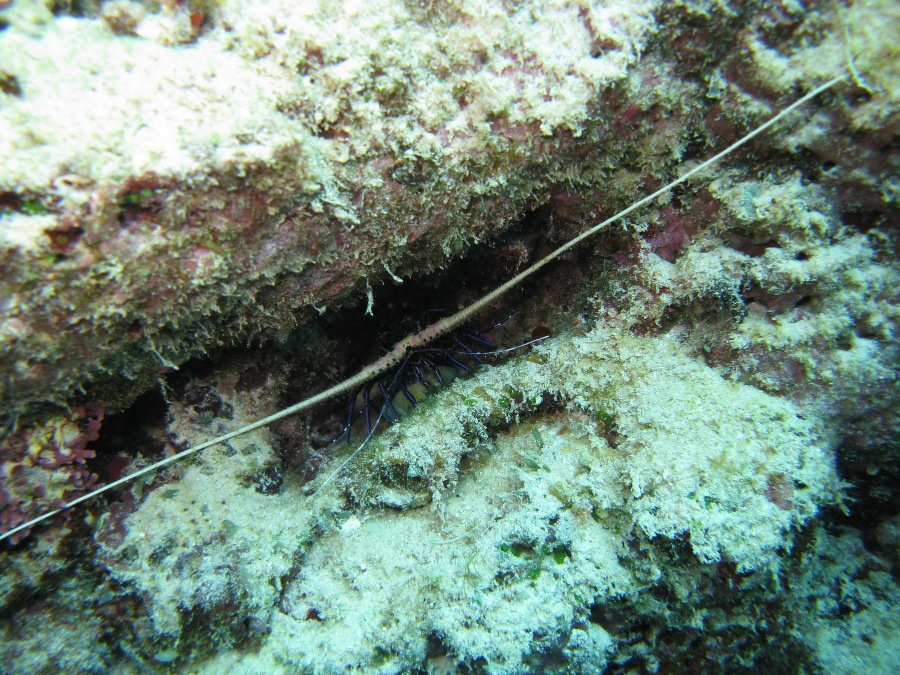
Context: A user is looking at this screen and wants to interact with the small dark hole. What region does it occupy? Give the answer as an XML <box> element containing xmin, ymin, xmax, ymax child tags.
<box><xmin>531</xmin><ymin>325</ymin><xmax>552</xmax><ymax>341</ymax></box>
<box><xmin>836</xmin><ymin>333</ymin><xmax>854</xmax><ymax>351</ymax></box>
<box><xmin>0</xmin><ymin>71</ymin><xmax>21</xmax><ymax>96</ymax></box>
<box><xmin>846</xmin><ymin>87</ymin><xmax>873</xmax><ymax>105</ymax></box>
<box><xmin>856</xmin><ymin>324</ymin><xmax>881</xmax><ymax>340</ymax></box>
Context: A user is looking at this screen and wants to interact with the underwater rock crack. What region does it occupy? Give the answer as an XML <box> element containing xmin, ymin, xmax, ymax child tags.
<box><xmin>0</xmin><ymin>73</ymin><xmax>849</xmax><ymax>543</ymax></box>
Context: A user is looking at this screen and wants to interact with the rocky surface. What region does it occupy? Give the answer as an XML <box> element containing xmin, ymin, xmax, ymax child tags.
<box><xmin>0</xmin><ymin>0</ymin><xmax>897</xmax><ymax>673</ymax></box>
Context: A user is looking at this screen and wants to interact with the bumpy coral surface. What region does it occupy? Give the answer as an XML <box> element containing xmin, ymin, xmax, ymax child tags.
<box><xmin>1</xmin><ymin>0</ymin><xmax>898</xmax><ymax>673</ymax></box>
<box><xmin>0</xmin><ymin>0</ymin><xmax>655</xmax><ymax>416</ymax></box>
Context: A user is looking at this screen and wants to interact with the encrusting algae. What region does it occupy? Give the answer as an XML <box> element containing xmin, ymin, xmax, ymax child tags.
<box><xmin>1</xmin><ymin>0</ymin><xmax>898</xmax><ymax>673</ymax></box>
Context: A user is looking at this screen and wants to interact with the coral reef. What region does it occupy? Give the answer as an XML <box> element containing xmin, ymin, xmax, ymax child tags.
<box><xmin>255</xmin><ymin>324</ymin><xmax>836</xmax><ymax>672</ymax></box>
<box><xmin>0</xmin><ymin>0</ymin><xmax>656</xmax><ymax>417</ymax></box>
<box><xmin>0</xmin><ymin>0</ymin><xmax>898</xmax><ymax>673</ymax></box>
<box><xmin>789</xmin><ymin>525</ymin><xmax>900</xmax><ymax>674</ymax></box>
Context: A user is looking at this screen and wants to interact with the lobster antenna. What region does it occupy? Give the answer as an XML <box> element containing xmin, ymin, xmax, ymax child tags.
<box><xmin>306</xmin><ymin>403</ymin><xmax>390</xmax><ymax>503</ymax></box>
<box><xmin>0</xmin><ymin>74</ymin><xmax>847</xmax><ymax>543</ymax></box>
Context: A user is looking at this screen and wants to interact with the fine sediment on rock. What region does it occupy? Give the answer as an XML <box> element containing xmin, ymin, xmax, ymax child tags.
<box><xmin>0</xmin><ymin>0</ymin><xmax>897</xmax><ymax>673</ymax></box>
<box><xmin>0</xmin><ymin>0</ymin><xmax>657</xmax><ymax>415</ymax></box>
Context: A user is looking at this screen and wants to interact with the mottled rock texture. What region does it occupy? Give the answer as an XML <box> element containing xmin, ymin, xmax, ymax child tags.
<box><xmin>1</xmin><ymin>0</ymin><xmax>656</xmax><ymax>415</ymax></box>
<box><xmin>0</xmin><ymin>0</ymin><xmax>898</xmax><ymax>673</ymax></box>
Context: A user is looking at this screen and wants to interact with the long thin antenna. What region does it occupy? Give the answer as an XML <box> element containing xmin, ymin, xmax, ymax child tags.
<box><xmin>0</xmin><ymin>74</ymin><xmax>846</xmax><ymax>543</ymax></box>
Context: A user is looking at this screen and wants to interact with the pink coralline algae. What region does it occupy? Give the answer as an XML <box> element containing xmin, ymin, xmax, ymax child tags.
<box><xmin>0</xmin><ymin>409</ymin><xmax>102</xmax><ymax>543</ymax></box>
